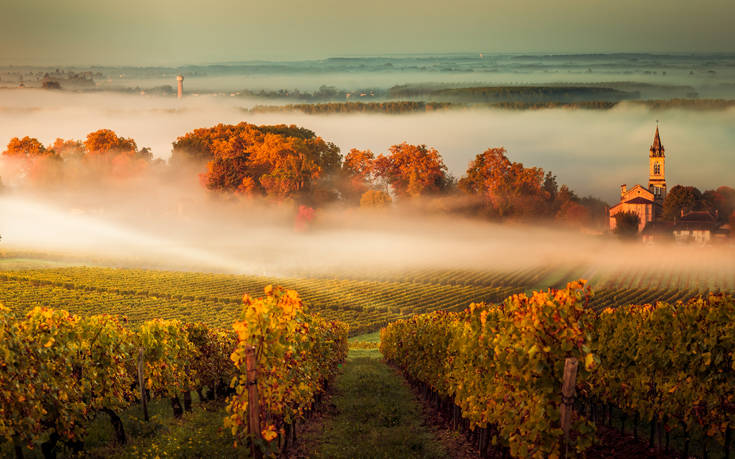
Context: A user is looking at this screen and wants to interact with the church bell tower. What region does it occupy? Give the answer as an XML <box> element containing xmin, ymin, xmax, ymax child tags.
<box><xmin>648</xmin><ymin>126</ymin><xmax>666</xmax><ymax>202</ymax></box>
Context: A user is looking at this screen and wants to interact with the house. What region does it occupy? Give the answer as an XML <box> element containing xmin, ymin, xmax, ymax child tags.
<box><xmin>673</xmin><ymin>210</ymin><xmax>719</xmax><ymax>244</ymax></box>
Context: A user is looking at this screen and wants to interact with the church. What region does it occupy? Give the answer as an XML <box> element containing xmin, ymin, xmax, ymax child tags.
<box><xmin>608</xmin><ymin>127</ymin><xmax>667</xmax><ymax>232</ymax></box>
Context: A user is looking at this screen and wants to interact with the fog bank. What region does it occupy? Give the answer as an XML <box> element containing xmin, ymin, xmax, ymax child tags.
<box><xmin>1</xmin><ymin>89</ymin><xmax>734</xmax><ymax>203</ymax></box>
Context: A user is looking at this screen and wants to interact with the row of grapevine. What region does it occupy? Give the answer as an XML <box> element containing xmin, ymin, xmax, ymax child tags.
<box><xmin>226</xmin><ymin>286</ymin><xmax>349</xmax><ymax>455</ymax></box>
<box><xmin>0</xmin><ymin>285</ymin><xmax>348</xmax><ymax>458</ymax></box>
<box><xmin>590</xmin><ymin>294</ymin><xmax>735</xmax><ymax>455</ymax></box>
<box><xmin>381</xmin><ymin>282</ymin><xmax>735</xmax><ymax>457</ymax></box>
<box><xmin>0</xmin><ymin>305</ymin><xmax>236</xmax><ymax>457</ymax></box>
<box><xmin>381</xmin><ymin>281</ymin><xmax>598</xmax><ymax>458</ymax></box>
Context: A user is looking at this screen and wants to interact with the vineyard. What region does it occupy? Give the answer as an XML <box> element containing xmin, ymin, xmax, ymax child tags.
<box><xmin>381</xmin><ymin>281</ymin><xmax>735</xmax><ymax>458</ymax></box>
<box><xmin>0</xmin><ymin>267</ymin><xmax>523</xmax><ymax>336</ymax></box>
<box><xmin>1</xmin><ymin>261</ymin><xmax>734</xmax><ymax>457</ymax></box>
<box><xmin>0</xmin><ymin>265</ymin><xmax>731</xmax><ymax>336</ymax></box>
<box><xmin>0</xmin><ymin>286</ymin><xmax>348</xmax><ymax>458</ymax></box>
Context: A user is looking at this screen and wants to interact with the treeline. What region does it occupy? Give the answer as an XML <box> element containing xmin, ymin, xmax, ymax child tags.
<box><xmin>245</xmin><ymin>99</ymin><xmax>735</xmax><ymax>114</ymax></box>
<box><xmin>170</xmin><ymin>122</ymin><xmax>608</xmax><ymax>227</ymax></box>
<box><xmin>628</xmin><ymin>98</ymin><xmax>735</xmax><ymax>111</ymax></box>
<box><xmin>662</xmin><ymin>185</ymin><xmax>735</xmax><ymax>223</ymax></box>
<box><xmin>381</xmin><ymin>283</ymin><xmax>735</xmax><ymax>458</ymax></box>
<box><xmin>248</xmin><ymin>101</ymin><xmax>453</xmax><ymax>114</ymax></box>
<box><xmin>241</xmin><ymin>85</ymin><xmax>379</xmax><ymax>101</ymax></box>
<box><xmin>2</xmin><ymin>122</ymin><xmax>608</xmax><ymax>227</ymax></box>
<box><xmin>247</xmin><ymin>100</ymin><xmax>618</xmax><ymax>114</ymax></box>
<box><xmin>0</xmin><ymin>130</ymin><xmax>159</xmax><ymax>188</ymax></box>
<box><xmin>389</xmin><ymin>84</ymin><xmax>637</xmax><ymax>103</ymax></box>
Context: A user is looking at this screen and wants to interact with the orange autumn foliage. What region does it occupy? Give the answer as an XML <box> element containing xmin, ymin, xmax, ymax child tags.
<box><xmin>174</xmin><ymin>123</ymin><xmax>341</xmax><ymax>200</ymax></box>
<box><xmin>1</xmin><ymin>130</ymin><xmax>153</xmax><ymax>188</ymax></box>
<box><xmin>459</xmin><ymin>147</ymin><xmax>550</xmax><ymax>218</ymax></box>
<box><xmin>373</xmin><ymin>142</ymin><xmax>450</xmax><ymax>198</ymax></box>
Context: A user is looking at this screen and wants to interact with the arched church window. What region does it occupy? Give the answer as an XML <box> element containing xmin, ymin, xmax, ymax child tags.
<box><xmin>653</xmin><ymin>163</ymin><xmax>661</xmax><ymax>175</ymax></box>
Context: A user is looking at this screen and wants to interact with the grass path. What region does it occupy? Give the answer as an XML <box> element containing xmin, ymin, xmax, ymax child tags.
<box><xmin>303</xmin><ymin>347</ymin><xmax>447</xmax><ymax>459</ymax></box>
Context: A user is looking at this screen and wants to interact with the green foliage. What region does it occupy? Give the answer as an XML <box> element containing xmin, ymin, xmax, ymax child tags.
<box><xmin>184</xmin><ymin>323</ymin><xmax>237</xmax><ymax>396</ymax></box>
<box><xmin>0</xmin><ymin>307</ymin><xmax>138</xmax><ymax>450</ymax></box>
<box><xmin>138</xmin><ymin>319</ymin><xmax>198</xmax><ymax>398</ymax></box>
<box><xmin>591</xmin><ymin>294</ymin><xmax>735</xmax><ymax>445</ymax></box>
<box><xmin>381</xmin><ymin>281</ymin><xmax>598</xmax><ymax>458</ymax></box>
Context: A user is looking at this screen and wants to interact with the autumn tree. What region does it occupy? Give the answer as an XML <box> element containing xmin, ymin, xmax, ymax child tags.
<box><xmin>49</xmin><ymin>138</ymin><xmax>85</xmax><ymax>160</ymax></box>
<box><xmin>2</xmin><ymin>136</ymin><xmax>48</xmax><ymax>157</ymax></box>
<box><xmin>84</xmin><ymin>129</ymin><xmax>138</xmax><ymax>156</ymax></box>
<box><xmin>702</xmin><ymin>186</ymin><xmax>735</xmax><ymax>222</ymax></box>
<box><xmin>2</xmin><ymin>137</ymin><xmax>62</xmax><ymax>187</ymax></box>
<box><xmin>373</xmin><ymin>142</ymin><xmax>449</xmax><ymax>198</ymax></box>
<box><xmin>80</xmin><ymin>129</ymin><xmax>152</xmax><ymax>181</ymax></box>
<box><xmin>459</xmin><ymin>147</ymin><xmax>549</xmax><ymax>218</ymax></box>
<box><xmin>178</xmin><ymin>122</ymin><xmax>342</xmax><ymax>201</ymax></box>
<box><xmin>662</xmin><ymin>185</ymin><xmax>702</xmax><ymax>221</ymax></box>
<box><xmin>340</xmin><ymin>148</ymin><xmax>379</xmax><ymax>201</ymax></box>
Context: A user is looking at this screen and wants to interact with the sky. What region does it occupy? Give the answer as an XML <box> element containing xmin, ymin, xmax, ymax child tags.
<box><xmin>1</xmin><ymin>0</ymin><xmax>734</xmax><ymax>66</ymax></box>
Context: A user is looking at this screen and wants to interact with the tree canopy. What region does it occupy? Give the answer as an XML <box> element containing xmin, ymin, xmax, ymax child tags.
<box><xmin>459</xmin><ymin>147</ymin><xmax>550</xmax><ymax>218</ymax></box>
<box><xmin>1</xmin><ymin>130</ymin><xmax>154</xmax><ymax>187</ymax></box>
<box><xmin>174</xmin><ymin>123</ymin><xmax>342</xmax><ymax>200</ymax></box>
<box><xmin>662</xmin><ymin>185</ymin><xmax>703</xmax><ymax>220</ymax></box>
<box><xmin>373</xmin><ymin>142</ymin><xmax>450</xmax><ymax>198</ymax></box>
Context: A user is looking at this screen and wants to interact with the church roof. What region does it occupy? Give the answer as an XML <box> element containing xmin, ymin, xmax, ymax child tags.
<box><xmin>650</xmin><ymin>126</ymin><xmax>665</xmax><ymax>157</ymax></box>
<box><xmin>609</xmin><ymin>195</ymin><xmax>657</xmax><ymax>211</ymax></box>
<box><xmin>625</xmin><ymin>196</ymin><xmax>655</xmax><ymax>205</ymax></box>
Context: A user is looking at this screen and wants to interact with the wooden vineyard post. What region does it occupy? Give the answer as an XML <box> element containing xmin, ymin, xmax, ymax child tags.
<box><xmin>137</xmin><ymin>348</ymin><xmax>149</xmax><ymax>422</ymax></box>
<box><xmin>245</xmin><ymin>345</ymin><xmax>263</xmax><ymax>459</ymax></box>
<box><xmin>560</xmin><ymin>357</ymin><xmax>579</xmax><ymax>458</ymax></box>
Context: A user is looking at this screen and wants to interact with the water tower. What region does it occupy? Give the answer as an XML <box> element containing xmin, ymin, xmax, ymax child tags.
<box><xmin>176</xmin><ymin>75</ymin><xmax>184</xmax><ymax>99</ymax></box>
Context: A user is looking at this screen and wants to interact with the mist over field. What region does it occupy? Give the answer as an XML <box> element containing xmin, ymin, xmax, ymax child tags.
<box><xmin>1</xmin><ymin>54</ymin><xmax>734</xmax><ymax>287</ymax></box>
<box><xmin>1</xmin><ymin>189</ymin><xmax>734</xmax><ymax>287</ymax></box>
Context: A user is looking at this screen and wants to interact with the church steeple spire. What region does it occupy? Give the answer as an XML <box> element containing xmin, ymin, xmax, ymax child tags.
<box><xmin>648</xmin><ymin>125</ymin><xmax>666</xmax><ymax>203</ymax></box>
<box><xmin>650</xmin><ymin>125</ymin><xmax>665</xmax><ymax>157</ymax></box>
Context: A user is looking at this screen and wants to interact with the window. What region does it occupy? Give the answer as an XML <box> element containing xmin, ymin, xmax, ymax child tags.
<box><xmin>653</xmin><ymin>163</ymin><xmax>661</xmax><ymax>175</ymax></box>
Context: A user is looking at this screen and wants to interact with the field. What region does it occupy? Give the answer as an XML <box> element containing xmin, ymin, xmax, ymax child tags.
<box><xmin>0</xmin><ymin>259</ymin><xmax>732</xmax><ymax>335</ymax></box>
